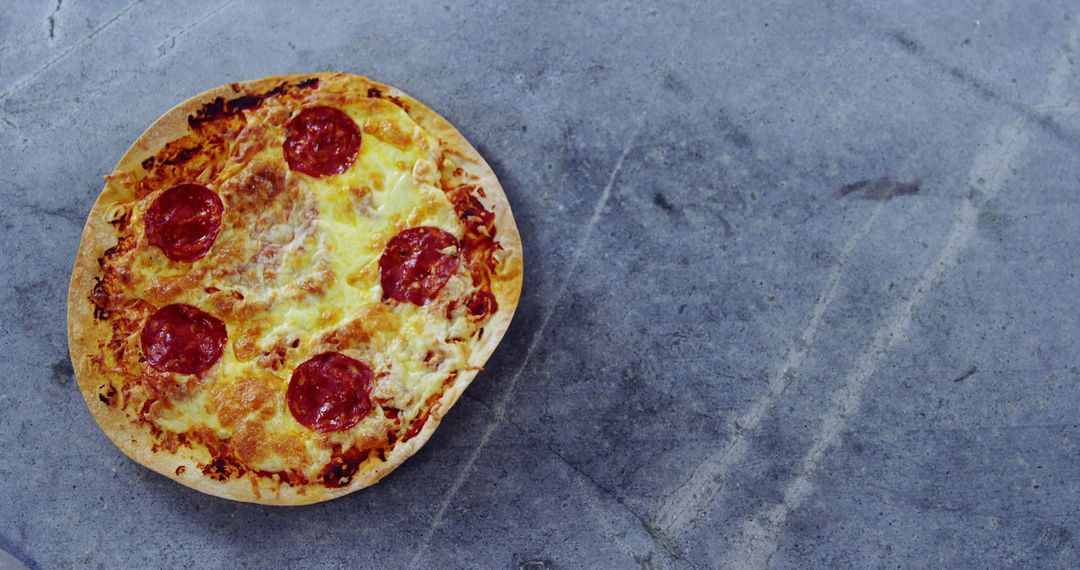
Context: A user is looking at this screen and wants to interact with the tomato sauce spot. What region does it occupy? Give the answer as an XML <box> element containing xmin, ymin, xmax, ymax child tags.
<box><xmin>319</xmin><ymin>445</ymin><xmax>370</xmax><ymax>487</ymax></box>
<box><xmin>403</xmin><ymin>414</ymin><xmax>428</xmax><ymax>441</ymax></box>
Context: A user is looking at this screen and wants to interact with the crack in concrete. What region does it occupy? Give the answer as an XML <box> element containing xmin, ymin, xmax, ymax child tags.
<box><xmin>720</xmin><ymin>15</ymin><xmax>1080</xmax><ymax>567</ymax></box>
<box><xmin>11</xmin><ymin>202</ymin><xmax>83</xmax><ymax>224</ymax></box>
<box><xmin>653</xmin><ymin>199</ymin><xmax>887</xmax><ymax>539</ymax></box>
<box><xmin>0</xmin><ymin>0</ymin><xmax>143</xmax><ymax>104</ymax></box>
<box><xmin>47</xmin><ymin>0</ymin><xmax>63</xmax><ymax>40</ymax></box>
<box><xmin>409</xmin><ymin>108</ymin><xmax>650</xmax><ymax>568</ymax></box>
<box><xmin>155</xmin><ymin>0</ymin><xmax>235</xmax><ymax>59</ymax></box>
<box><xmin>881</xmin><ymin>28</ymin><xmax>1080</xmax><ymax>152</ymax></box>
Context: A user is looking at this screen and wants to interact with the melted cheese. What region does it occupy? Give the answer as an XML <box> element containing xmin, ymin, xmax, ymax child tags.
<box><xmin>119</xmin><ymin>93</ymin><xmax>480</xmax><ymax>476</ymax></box>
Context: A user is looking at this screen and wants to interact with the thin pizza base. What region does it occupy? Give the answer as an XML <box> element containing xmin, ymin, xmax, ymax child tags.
<box><xmin>68</xmin><ymin>73</ymin><xmax>523</xmax><ymax>505</ymax></box>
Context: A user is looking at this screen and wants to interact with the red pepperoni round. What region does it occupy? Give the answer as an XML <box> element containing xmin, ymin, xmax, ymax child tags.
<box><xmin>287</xmin><ymin>352</ymin><xmax>373</xmax><ymax>432</ymax></box>
<box><xmin>144</xmin><ymin>183</ymin><xmax>224</xmax><ymax>262</ymax></box>
<box><xmin>141</xmin><ymin>304</ymin><xmax>227</xmax><ymax>374</ymax></box>
<box><xmin>283</xmin><ymin>106</ymin><xmax>361</xmax><ymax>177</ymax></box>
<box><xmin>379</xmin><ymin>227</ymin><xmax>461</xmax><ymax>305</ymax></box>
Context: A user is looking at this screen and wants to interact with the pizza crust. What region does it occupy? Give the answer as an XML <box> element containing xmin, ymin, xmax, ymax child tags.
<box><xmin>68</xmin><ymin>73</ymin><xmax>523</xmax><ymax>505</ymax></box>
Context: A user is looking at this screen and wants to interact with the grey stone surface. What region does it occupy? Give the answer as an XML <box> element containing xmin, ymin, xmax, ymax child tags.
<box><xmin>2</xmin><ymin>0</ymin><xmax>1079</xmax><ymax>568</ymax></box>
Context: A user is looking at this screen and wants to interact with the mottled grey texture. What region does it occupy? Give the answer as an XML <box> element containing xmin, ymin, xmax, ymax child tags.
<box><xmin>2</xmin><ymin>1</ymin><xmax>1080</xmax><ymax>568</ymax></box>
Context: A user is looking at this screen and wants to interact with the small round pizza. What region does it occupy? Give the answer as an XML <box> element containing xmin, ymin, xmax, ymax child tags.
<box><xmin>67</xmin><ymin>73</ymin><xmax>523</xmax><ymax>505</ymax></box>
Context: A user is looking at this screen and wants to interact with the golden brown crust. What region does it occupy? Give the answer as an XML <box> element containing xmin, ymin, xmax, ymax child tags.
<box><xmin>68</xmin><ymin>72</ymin><xmax>523</xmax><ymax>505</ymax></box>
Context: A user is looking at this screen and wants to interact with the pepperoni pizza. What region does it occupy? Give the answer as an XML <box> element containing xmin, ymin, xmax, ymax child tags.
<box><xmin>67</xmin><ymin>73</ymin><xmax>523</xmax><ymax>505</ymax></box>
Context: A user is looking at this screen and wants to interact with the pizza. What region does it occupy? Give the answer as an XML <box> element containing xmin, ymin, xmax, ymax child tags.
<box><xmin>67</xmin><ymin>73</ymin><xmax>523</xmax><ymax>505</ymax></box>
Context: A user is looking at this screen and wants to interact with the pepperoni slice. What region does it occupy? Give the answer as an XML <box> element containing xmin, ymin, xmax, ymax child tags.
<box><xmin>144</xmin><ymin>183</ymin><xmax>224</xmax><ymax>262</ymax></box>
<box><xmin>283</xmin><ymin>106</ymin><xmax>361</xmax><ymax>177</ymax></box>
<box><xmin>287</xmin><ymin>352</ymin><xmax>374</xmax><ymax>432</ymax></box>
<box><xmin>141</xmin><ymin>304</ymin><xmax>227</xmax><ymax>374</ymax></box>
<box><xmin>379</xmin><ymin>227</ymin><xmax>461</xmax><ymax>305</ymax></box>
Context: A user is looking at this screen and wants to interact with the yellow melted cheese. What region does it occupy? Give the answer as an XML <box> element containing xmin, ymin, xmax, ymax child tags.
<box><xmin>126</xmin><ymin>95</ymin><xmax>477</xmax><ymax>475</ymax></box>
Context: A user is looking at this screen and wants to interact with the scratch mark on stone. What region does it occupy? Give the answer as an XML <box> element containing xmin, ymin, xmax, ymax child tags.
<box><xmin>652</xmin><ymin>198</ymin><xmax>886</xmax><ymax>540</ymax></box>
<box><xmin>459</xmin><ymin>389</ymin><xmax>687</xmax><ymax>567</ymax></box>
<box><xmin>155</xmin><ymin>0</ymin><xmax>235</xmax><ymax>59</ymax></box>
<box><xmin>716</xmin><ymin>211</ymin><xmax>735</xmax><ymax>237</ymax></box>
<box><xmin>0</xmin><ymin>0</ymin><xmax>142</xmax><ymax>104</ymax></box>
<box><xmin>951</xmin><ymin>365</ymin><xmax>977</xmax><ymax>383</ymax></box>
<box><xmin>549</xmin><ymin>445</ymin><xmax>699</xmax><ymax>569</ymax></box>
<box><xmin>1032</xmin><ymin>103</ymin><xmax>1080</xmax><ymax>113</ymax></box>
<box><xmin>722</xmin><ymin>17</ymin><xmax>1078</xmax><ymax>569</ymax></box>
<box><xmin>883</xmin><ymin>29</ymin><xmax>1080</xmax><ymax>151</ymax></box>
<box><xmin>556</xmin><ymin>454</ymin><xmax>698</xmax><ymax>568</ymax></box>
<box><xmin>839</xmin><ymin>177</ymin><xmax>920</xmax><ymax>201</ymax></box>
<box><xmin>11</xmin><ymin>202</ymin><xmax>83</xmax><ymax>224</ymax></box>
<box><xmin>47</xmin><ymin>0</ymin><xmax>63</xmax><ymax>40</ymax></box>
<box><xmin>563</xmin><ymin>449</ymin><xmax>695</xmax><ymax>568</ymax></box>
<box><xmin>409</xmin><ymin>108</ymin><xmax>651</xmax><ymax>568</ymax></box>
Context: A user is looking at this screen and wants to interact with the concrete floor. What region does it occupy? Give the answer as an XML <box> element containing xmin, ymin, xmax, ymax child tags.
<box><xmin>2</xmin><ymin>1</ymin><xmax>1080</xmax><ymax>568</ymax></box>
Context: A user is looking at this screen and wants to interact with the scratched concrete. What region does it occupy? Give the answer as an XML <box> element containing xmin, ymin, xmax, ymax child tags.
<box><xmin>2</xmin><ymin>1</ymin><xmax>1079</xmax><ymax>568</ymax></box>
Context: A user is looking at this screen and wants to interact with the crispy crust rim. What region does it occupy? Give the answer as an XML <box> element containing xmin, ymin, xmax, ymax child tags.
<box><xmin>67</xmin><ymin>72</ymin><xmax>524</xmax><ymax>505</ymax></box>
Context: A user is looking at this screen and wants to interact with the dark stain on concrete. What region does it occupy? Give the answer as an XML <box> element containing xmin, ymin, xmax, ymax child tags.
<box><xmin>12</xmin><ymin>278</ymin><xmax>51</xmax><ymax>328</ymax></box>
<box><xmin>976</xmin><ymin>199</ymin><xmax>1014</xmax><ymax>240</ymax></box>
<box><xmin>662</xmin><ymin>71</ymin><xmax>689</xmax><ymax>96</ymax></box>
<box><xmin>888</xmin><ymin>30</ymin><xmax>922</xmax><ymax>54</ymax></box>
<box><xmin>518</xmin><ymin>558</ymin><xmax>555</xmax><ymax>570</ymax></box>
<box><xmin>839</xmin><ymin>177</ymin><xmax>920</xmax><ymax>201</ymax></box>
<box><xmin>951</xmin><ymin>366</ymin><xmax>977</xmax><ymax>383</ymax></box>
<box><xmin>1033</xmin><ymin>524</ymin><xmax>1072</xmax><ymax>557</ymax></box>
<box><xmin>653</xmin><ymin>192</ymin><xmax>675</xmax><ymax>211</ymax></box>
<box><xmin>51</xmin><ymin>357</ymin><xmax>74</xmax><ymax>387</ymax></box>
<box><xmin>716</xmin><ymin>211</ymin><xmax>735</xmax><ymax>237</ymax></box>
